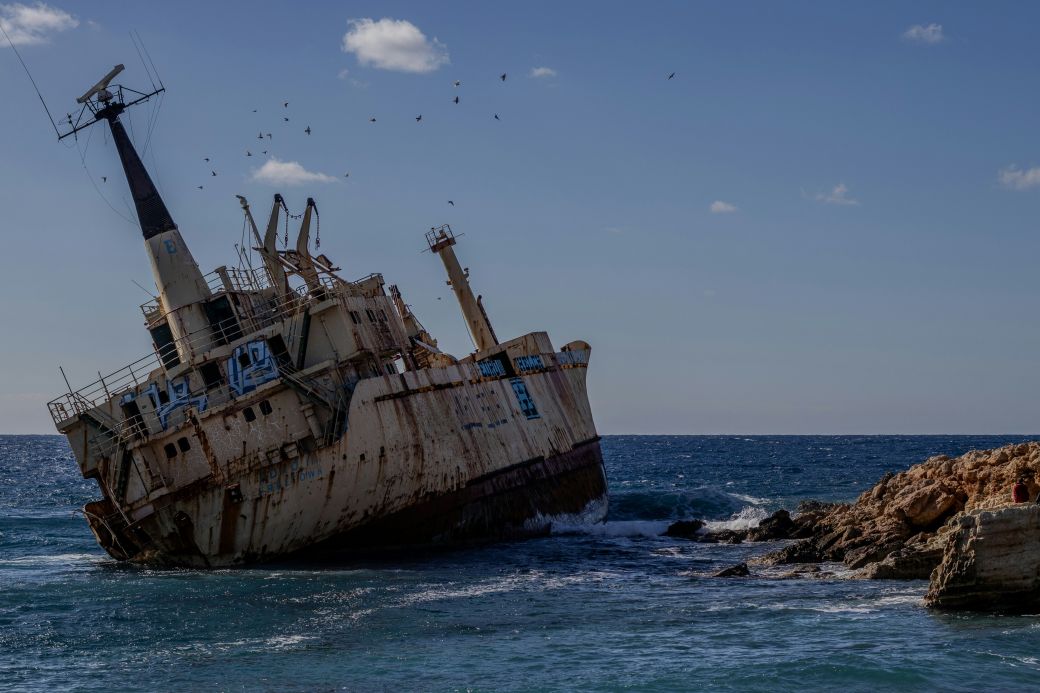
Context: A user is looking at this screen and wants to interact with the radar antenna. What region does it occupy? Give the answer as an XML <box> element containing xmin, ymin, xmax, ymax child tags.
<box><xmin>59</xmin><ymin>64</ymin><xmax>163</xmax><ymax>141</ymax></box>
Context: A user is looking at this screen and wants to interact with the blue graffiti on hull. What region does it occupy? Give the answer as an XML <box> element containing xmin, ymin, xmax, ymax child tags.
<box><xmin>514</xmin><ymin>355</ymin><xmax>544</xmax><ymax>372</ymax></box>
<box><xmin>144</xmin><ymin>377</ymin><xmax>208</xmax><ymax>430</ymax></box>
<box><xmin>510</xmin><ymin>377</ymin><xmax>540</xmax><ymax>420</ymax></box>
<box><xmin>227</xmin><ymin>340</ymin><xmax>279</xmax><ymax>397</ymax></box>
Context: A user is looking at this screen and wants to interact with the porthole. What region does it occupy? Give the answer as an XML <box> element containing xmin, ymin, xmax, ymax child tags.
<box><xmin>259</xmin><ymin>400</ymin><xmax>273</xmax><ymax>416</ymax></box>
<box><xmin>243</xmin><ymin>407</ymin><xmax>256</xmax><ymax>422</ymax></box>
<box><xmin>164</xmin><ymin>443</ymin><xmax>177</xmax><ymax>459</ymax></box>
<box><xmin>177</xmin><ymin>437</ymin><xmax>191</xmax><ymax>453</ymax></box>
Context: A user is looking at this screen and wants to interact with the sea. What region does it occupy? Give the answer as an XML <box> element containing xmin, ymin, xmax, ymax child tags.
<box><xmin>4</xmin><ymin>434</ymin><xmax>1040</xmax><ymax>692</ymax></box>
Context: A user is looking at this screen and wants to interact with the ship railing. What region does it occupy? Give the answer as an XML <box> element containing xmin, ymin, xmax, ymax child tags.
<box><xmin>141</xmin><ymin>267</ymin><xmax>273</xmax><ymax>322</ymax></box>
<box><xmin>48</xmin><ymin>352</ymin><xmax>161</xmax><ymax>426</ymax></box>
<box><xmin>50</xmin><ymin>280</ymin><xmax>337</xmax><ymax>428</ymax></box>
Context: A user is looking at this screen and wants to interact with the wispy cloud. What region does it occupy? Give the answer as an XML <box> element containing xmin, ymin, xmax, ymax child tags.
<box><xmin>530</xmin><ymin>66</ymin><xmax>557</xmax><ymax>78</ymax></box>
<box><xmin>337</xmin><ymin>68</ymin><xmax>350</xmax><ymax>80</ymax></box>
<box><xmin>0</xmin><ymin>2</ymin><xmax>77</xmax><ymax>46</ymax></box>
<box><xmin>341</xmin><ymin>17</ymin><xmax>448</xmax><ymax>73</ymax></box>
<box><xmin>814</xmin><ymin>183</ymin><xmax>859</xmax><ymax>206</ymax></box>
<box><xmin>998</xmin><ymin>165</ymin><xmax>1040</xmax><ymax>190</ymax></box>
<box><xmin>251</xmin><ymin>158</ymin><xmax>337</xmax><ymax>186</ymax></box>
<box><xmin>710</xmin><ymin>200</ymin><xmax>737</xmax><ymax>214</ymax></box>
<box><xmin>902</xmin><ymin>23</ymin><xmax>945</xmax><ymax>45</ymax></box>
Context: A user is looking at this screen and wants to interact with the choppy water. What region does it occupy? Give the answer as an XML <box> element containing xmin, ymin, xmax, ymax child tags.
<box><xmin>4</xmin><ymin>434</ymin><xmax>1040</xmax><ymax>691</ymax></box>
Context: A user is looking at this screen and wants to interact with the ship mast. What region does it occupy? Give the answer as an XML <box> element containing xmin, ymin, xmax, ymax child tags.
<box><xmin>426</xmin><ymin>225</ymin><xmax>498</xmax><ymax>351</ymax></box>
<box><xmin>61</xmin><ymin>66</ymin><xmax>212</xmax><ymax>368</ymax></box>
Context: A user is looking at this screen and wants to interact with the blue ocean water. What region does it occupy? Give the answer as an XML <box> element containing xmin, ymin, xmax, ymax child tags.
<box><xmin>3</xmin><ymin>434</ymin><xmax>1040</xmax><ymax>692</ymax></box>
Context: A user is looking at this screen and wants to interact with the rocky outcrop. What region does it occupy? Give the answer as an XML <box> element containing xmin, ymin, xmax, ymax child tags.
<box><xmin>926</xmin><ymin>504</ymin><xmax>1040</xmax><ymax>611</ymax></box>
<box><xmin>759</xmin><ymin>442</ymin><xmax>1040</xmax><ymax>578</ymax></box>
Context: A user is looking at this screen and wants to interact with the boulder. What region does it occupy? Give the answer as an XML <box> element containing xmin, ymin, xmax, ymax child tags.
<box><xmin>926</xmin><ymin>503</ymin><xmax>1040</xmax><ymax>611</ymax></box>
<box><xmin>746</xmin><ymin>509</ymin><xmax>797</xmax><ymax>541</ymax></box>
<box><xmin>662</xmin><ymin>519</ymin><xmax>704</xmax><ymax>539</ymax></box>
<box><xmin>714</xmin><ymin>562</ymin><xmax>749</xmax><ymax>578</ymax></box>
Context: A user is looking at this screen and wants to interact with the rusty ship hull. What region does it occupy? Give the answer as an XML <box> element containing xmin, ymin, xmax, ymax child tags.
<box><xmin>65</xmin><ymin>337</ymin><xmax>605</xmax><ymax>567</ymax></box>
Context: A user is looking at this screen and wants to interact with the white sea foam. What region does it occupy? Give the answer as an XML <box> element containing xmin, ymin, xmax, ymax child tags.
<box><xmin>530</xmin><ymin>495</ymin><xmax>608</xmax><ymax>533</ymax></box>
<box><xmin>703</xmin><ymin>506</ymin><xmax>769</xmax><ymax>532</ymax></box>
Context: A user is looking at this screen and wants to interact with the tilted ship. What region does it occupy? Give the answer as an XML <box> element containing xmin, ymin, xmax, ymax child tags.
<box><xmin>46</xmin><ymin>66</ymin><xmax>607</xmax><ymax>567</ymax></box>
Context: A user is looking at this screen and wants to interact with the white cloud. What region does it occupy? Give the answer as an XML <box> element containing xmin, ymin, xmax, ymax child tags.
<box><xmin>710</xmin><ymin>200</ymin><xmax>737</xmax><ymax>214</ymax></box>
<box><xmin>814</xmin><ymin>183</ymin><xmax>859</xmax><ymax>206</ymax></box>
<box><xmin>251</xmin><ymin>158</ymin><xmax>337</xmax><ymax>186</ymax></box>
<box><xmin>337</xmin><ymin>68</ymin><xmax>350</xmax><ymax>80</ymax></box>
<box><xmin>530</xmin><ymin>66</ymin><xmax>557</xmax><ymax>78</ymax></box>
<box><xmin>999</xmin><ymin>165</ymin><xmax>1040</xmax><ymax>190</ymax></box>
<box><xmin>902</xmin><ymin>23</ymin><xmax>945</xmax><ymax>44</ymax></box>
<box><xmin>0</xmin><ymin>2</ymin><xmax>77</xmax><ymax>46</ymax></box>
<box><xmin>341</xmin><ymin>17</ymin><xmax>448</xmax><ymax>73</ymax></box>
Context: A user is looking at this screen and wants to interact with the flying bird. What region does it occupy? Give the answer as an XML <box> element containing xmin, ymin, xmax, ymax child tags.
<box><xmin>265</xmin><ymin>133</ymin><xmax>272</xmax><ymax>139</ymax></box>
<box><xmin>369</xmin><ymin>117</ymin><xmax>376</xmax><ymax>122</ymax></box>
<box><xmin>283</xmin><ymin>117</ymin><xmax>289</xmax><ymax>122</ymax></box>
<box><xmin>203</xmin><ymin>157</ymin><xmax>210</xmax><ymax>162</ymax></box>
<box><xmin>453</xmin><ymin>80</ymin><xmax>461</xmax><ymax>87</ymax></box>
<box><xmin>304</xmin><ymin>126</ymin><xmax>311</xmax><ymax>135</ymax></box>
<box><xmin>262</xmin><ymin>150</ymin><xmax>268</xmax><ymax>155</ymax></box>
<box><xmin>416</xmin><ymin>114</ymin><xmax>422</xmax><ymax>122</ymax></box>
<box><xmin>252</xmin><ymin>109</ymin><xmax>257</xmax><ymax>113</ymax></box>
<box><xmin>246</xmin><ymin>151</ymin><xmax>252</xmax><ymax>156</ymax></box>
<box><xmin>344</xmin><ymin>172</ymin><xmax>350</xmax><ymax>178</ymax></box>
<box><xmin>101</xmin><ymin>176</ymin><xmax>107</xmax><ymax>183</ymax></box>
<box><xmin>211</xmin><ymin>171</ymin><xmax>217</xmax><ymax>176</ymax></box>
<box><xmin>494</xmin><ymin>113</ymin><xmax>500</xmax><ymax>120</ymax></box>
<box><xmin>448</xmin><ymin>200</ymin><xmax>454</xmax><ymax>206</ymax></box>
<box><xmin>453</xmin><ymin>96</ymin><xmax>459</xmax><ymax>104</ymax></box>
<box><xmin>668</xmin><ymin>72</ymin><xmax>675</xmax><ymax>80</ymax></box>
<box><xmin>257</xmin><ymin>132</ymin><xmax>263</xmax><ymax>139</ymax></box>
<box><xmin>283</xmin><ymin>101</ymin><xmax>289</xmax><ymax>108</ymax></box>
<box><xmin>197</xmin><ymin>185</ymin><xmax>203</xmax><ymax>190</ymax></box>
<box><xmin>500</xmin><ymin>73</ymin><xmax>507</xmax><ymax>81</ymax></box>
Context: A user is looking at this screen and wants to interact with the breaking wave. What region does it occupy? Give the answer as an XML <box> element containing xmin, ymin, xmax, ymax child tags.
<box><xmin>607</xmin><ymin>485</ymin><xmax>771</xmax><ymax>523</ymax></box>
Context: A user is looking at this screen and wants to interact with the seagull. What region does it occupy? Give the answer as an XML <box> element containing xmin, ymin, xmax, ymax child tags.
<box><xmin>246</xmin><ymin>151</ymin><xmax>252</xmax><ymax>156</ymax></box>
<box><xmin>448</xmin><ymin>200</ymin><xmax>454</xmax><ymax>206</ymax></box>
<box><xmin>369</xmin><ymin>117</ymin><xmax>377</xmax><ymax>122</ymax></box>
<box><xmin>453</xmin><ymin>80</ymin><xmax>461</xmax><ymax>87</ymax></box>
<box><xmin>262</xmin><ymin>150</ymin><xmax>268</xmax><ymax>155</ymax></box>
<box><xmin>416</xmin><ymin>114</ymin><xmax>422</xmax><ymax>122</ymax></box>
<box><xmin>197</xmin><ymin>185</ymin><xmax>203</xmax><ymax>190</ymax></box>
<box><xmin>203</xmin><ymin>157</ymin><xmax>210</xmax><ymax>162</ymax></box>
<box><xmin>252</xmin><ymin>109</ymin><xmax>258</xmax><ymax>113</ymax></box>
<box><xmin>453</xmin><ymin>96</ymin><xmax>459</xmax><ymax>104</ymax></box>
<box><xmin>500</xmin><ymin>73</ymin><xmax>507</xmax><ymax>81</ymax></box>
<box><xmin>283</xmin><ymin>101</ymin><xmax>289</xmax><ymax>108</ymax></box>
<box><xmin>668</xmin><ymin>72</ymin><xmax>675</xmax><ymax>80</ymax></box>
<box><xmin>344</xmin><ymin>172</ymin><xmax>350</xmax><ymax>178</ymax></box>
<box><xmin>283</xmin><ymin>117</ymin><xmax>289</xmax><ymax>122</ymax></box>
<box><xmin>101</xmin><ymin>176</ymin><xmax>107</xmax><ymax>183</ymax></box>
<box><xmin>211</xmin><ymin>171</ymin><xmax>217</xmax><ymax>176</ymax></box>
<box><xmin>257</xmin><ymin>131</ymin><xmax>263</xmax><ymax>139</ymax></box>
<box><xmin>494</xmin><ymin>113</ymin><xmax>500</xmax><ymax>120</ymax></box>
<box><xmin>304</xmin><ymin>126</ymin><xmax>311</xmax><ymax>135</ymax></box>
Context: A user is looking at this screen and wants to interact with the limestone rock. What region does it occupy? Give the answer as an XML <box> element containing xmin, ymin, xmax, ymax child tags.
<box><xmin>763</xmin><ymin>441</ymin><xmax>1040</xmax><ymax>578</ymax></box>
<box><xmin>927</xmin><ymin>504</ymin><xmax>1040</xmax><ymax>611</ymax></box>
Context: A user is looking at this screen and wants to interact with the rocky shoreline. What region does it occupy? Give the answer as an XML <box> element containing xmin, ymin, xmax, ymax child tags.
<box><xmin>665</xmin><ymin>441</ymin><xmax>1040</xmax><ymax>610</ymax></box>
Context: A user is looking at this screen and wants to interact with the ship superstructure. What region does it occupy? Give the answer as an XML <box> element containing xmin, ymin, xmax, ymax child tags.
<box><xmin>46</xmin><ymin>67</ymin><xmax>607</xmax><ymax>566</ymax></box>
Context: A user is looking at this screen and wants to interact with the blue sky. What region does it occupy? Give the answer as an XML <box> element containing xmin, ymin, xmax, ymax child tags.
<box><xmin>2</xmin><ymin>1</ymin><xmax>1040</xmax><ymax>434</ymax></box>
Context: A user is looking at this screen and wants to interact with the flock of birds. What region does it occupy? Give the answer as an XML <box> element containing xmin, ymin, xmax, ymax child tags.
<box><xmin>102</xmin><ymin>71</ymin><xmax>678</xmax><ymax>202</ymax></box>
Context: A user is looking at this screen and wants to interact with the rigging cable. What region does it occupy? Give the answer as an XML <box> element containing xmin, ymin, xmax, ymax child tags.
<box><xmin>0</xmin><ymin>19</ymin><xmax>61</xmax><ymax>138</ymax></box>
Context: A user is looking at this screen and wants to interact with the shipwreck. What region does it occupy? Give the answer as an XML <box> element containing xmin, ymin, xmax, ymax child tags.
<box><xmin>47</xmin><ymin>66</ymin><xmax>607</xmax><ymax>567</ymax></box>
